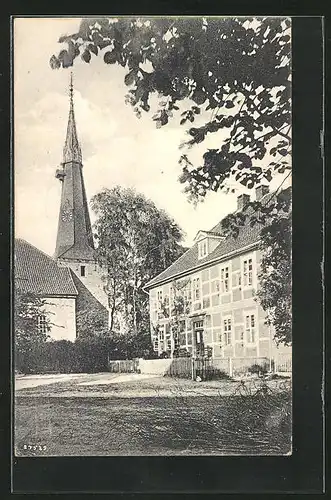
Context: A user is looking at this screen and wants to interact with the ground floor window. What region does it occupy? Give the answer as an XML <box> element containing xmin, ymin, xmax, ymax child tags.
<box><xmin>245</xmin><ymin>313</ymin><xmax>256</xmax><ymax>343</ymax></box>
<box><xmin>223</xmin><ymin>317</ymin><xmax>232</xmax><ymax>346</ymax></box>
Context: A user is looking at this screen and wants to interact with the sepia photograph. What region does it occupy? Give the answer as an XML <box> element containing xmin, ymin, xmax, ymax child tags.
<box><xmin>13</xmin><ymin>16</ymin><xmax>292</xmax><ymax>457</ymax></box>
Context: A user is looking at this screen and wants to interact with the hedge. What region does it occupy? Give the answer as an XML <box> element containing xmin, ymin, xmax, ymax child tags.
<box><xmin>15</xmin><ymin>336</ymin><xmax>156</xmax><ymax>374</ymax></box>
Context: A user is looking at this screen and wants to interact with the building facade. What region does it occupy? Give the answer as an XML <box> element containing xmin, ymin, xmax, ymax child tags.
<box><xmin>145</xmin><ymin>187</ymin><xmax>291</xmax><ymax>362</ymax></box>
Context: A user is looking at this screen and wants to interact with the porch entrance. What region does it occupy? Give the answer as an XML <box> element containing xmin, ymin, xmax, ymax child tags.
<box><xmin>193</xmin><ymin>319</ymin><xmax>205</xmax><ymax>358</ymax></box>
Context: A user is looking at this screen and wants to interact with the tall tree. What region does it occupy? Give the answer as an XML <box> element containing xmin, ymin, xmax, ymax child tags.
<box><xmin>255</xmin><ymin>190</ymin><xmax>292</xmax><ymax>346</ymax></box>
<box><xmin>91</xmin><ymin>186</ymin><xmax>185</xmax><ymax>334</ymax></box>
<box><xmin>50</xmin><ymin>17</ymin><xmax>291</xmax><ymax>203</ymax></box>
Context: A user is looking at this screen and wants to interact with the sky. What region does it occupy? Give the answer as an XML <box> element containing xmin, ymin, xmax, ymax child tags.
<box><xmin>14</xmin><ymin>17</ymin><xmax>291</xmax><ymax>256</ymax></box>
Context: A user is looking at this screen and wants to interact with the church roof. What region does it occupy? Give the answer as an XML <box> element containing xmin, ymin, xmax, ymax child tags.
<box><xmin>15</xmin><ymin>239</ymin><xmax>78</xmax><ymax>296</ymax></box>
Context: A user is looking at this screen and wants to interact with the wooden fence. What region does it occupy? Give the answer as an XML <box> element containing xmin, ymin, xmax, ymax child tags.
<box><xmin>108</xmin><ymin>354</ymin><xmax>292</xmax><ymax>379</ymax></box>
<box><xmin>274</xmin><ymin>353</ymin><xmax>292</xmax><ymax>373</ymax></box>
<box><xmin>108</xmin><ymin>359</ymin><xmax>138</xmax><ymax>373</ymax></box>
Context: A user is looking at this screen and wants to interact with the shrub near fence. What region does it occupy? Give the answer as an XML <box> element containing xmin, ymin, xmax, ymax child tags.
<box><xmin>231</xmin><ymin>357</ymin><xmax>270</xmax><ymax>377</ymax></box>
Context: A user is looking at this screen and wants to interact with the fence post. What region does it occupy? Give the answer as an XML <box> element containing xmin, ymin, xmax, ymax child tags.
<box><xmin>191</xmin><ymin>358</ymin><xmax>195</xmax><ymax>380</ymax></box>
<box><xmin>229</xmin><ymin>357</ymin><xmax>233</xmax><ymax>378</ymax></box>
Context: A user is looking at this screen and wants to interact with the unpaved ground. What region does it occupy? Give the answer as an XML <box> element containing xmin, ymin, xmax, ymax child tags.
<box><xmin>15</xmin><ymin>372</ymin><xmax>291</xmax><ymax>398</ymax></box>
<box><xmin>14</xmin><ymin>373</ymin><xmax>292</xmax><ymax>456</ymax></box>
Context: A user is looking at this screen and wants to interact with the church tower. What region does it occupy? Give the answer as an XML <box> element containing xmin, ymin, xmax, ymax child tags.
<box><xmin>54</xmin><ymin>74</ymin><xmax>108</xmax><ymax>311</ymax></box>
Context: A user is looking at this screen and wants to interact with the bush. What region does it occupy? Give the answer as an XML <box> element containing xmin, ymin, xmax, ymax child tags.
<box><xmin>15</xmin><ymin>331</ymin><xmax>159</xmax><ymax>374</ymax></box>
<box><xmin>248</xmin><ymin>363</ymin><xmax>268</xmax><ymax>376</ymax></box>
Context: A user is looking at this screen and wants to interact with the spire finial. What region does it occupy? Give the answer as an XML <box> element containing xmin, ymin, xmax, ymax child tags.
<box><xmin>69</xmin><ymin>71</ymin><xmax>74</xmax><ymax>107</ymax></box>
<box><xmin>62</xmin><ymin>71</ymin><xmax>82</xmax><ymax>165</ymax></box>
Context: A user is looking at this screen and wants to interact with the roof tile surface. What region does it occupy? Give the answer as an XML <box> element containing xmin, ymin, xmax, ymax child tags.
<box><xmin>145</xmin><ymin>193</ymin><xmax>275</xmax><ymax>289</ymax></box>
<box><xmin>15</xmin><ymin>239</ymin><xmax>78</xmax><ymax>296</ymax></box>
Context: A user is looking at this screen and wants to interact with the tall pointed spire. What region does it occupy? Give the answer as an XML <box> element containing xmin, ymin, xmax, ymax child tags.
<box><xmin>54</xmin><ymin>73</ymin><xmax>95</xmax><ymax>261</ymax></box>
<box><xmin>63</xmin><ymin>72</ymin><xmax>82</xmax><ymax>164</ymax></box>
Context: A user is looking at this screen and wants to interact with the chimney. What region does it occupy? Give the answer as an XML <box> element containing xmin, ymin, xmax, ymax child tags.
<box><xmin>255</xmin><ymin>185</ymin><xmax>270</xmax><ymax>201</ymax></box>
<box><xmin>237</xmin><ymin>194</ymin><xmax>250</xmax><ymax>211</ymax></box>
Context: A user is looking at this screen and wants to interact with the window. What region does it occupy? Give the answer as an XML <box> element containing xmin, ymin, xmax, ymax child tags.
<box><xmin>37</xmin><ymin>314</ymin><xmax>48</xmax><ymax>335</ymax></box>
<box><xmin>179</xmin><ymin>320</ymin><xmax>186</xmax><ymax>332</ymax></box>
<box><xmin>80</xmin><ymin>265</ymin><xmax>86</xmax><ymax>277</ymax></box>
<box><xmin>193</xmin><ymin>321</ymin><xmax>204</xmax><ymax>348</ymax></box>
<box><xmin>157</xmin><ymin>290</ymin><xmax>163</xmax><ymax>309</ymax></box>
<box><xmin>165</xmin><ymin>324</ymin><xmax>171</xmax><ymax>351</ymax></box>
<box><xmin>193</xmin><ymin>277</ymin><xmax>201</xmax><ymax>301</ymax></box>
<box><xmin>198</xmin><ymin>239</ymin><xmax>208</xmax><ymax>259</ymax></box>
<box><xmin>163</xmin><ymin>295</ymin><xmax>170</xmax><ymax>317</ymax></box>
<box><xmin>152</xmin><ymin>334</ymin><xmax>159</xmax><ymax>351</ymax></box>
<box><xmin>194</xmin><ymin>320</ymin><xmax>203</xmax><ymax>329</ymax></box>
<box><xmin>243</xmin><ymin>258</ymin><xmax>253</xmax><ymax>287</ymax></box>
<box><xmin>183</xmin><ymin>281</ymin><xmax>192</xmax><ymax>302</ymax></box>
<box><xmin>157</xmin><ymin>290</ymin><xmax>164</xmax><ymax>319</ymax></box>
<box><xmin>220</xmin><ymin>266</ymin><xmax>229</xmax><ymax>293</ymax></box>
<box><xmin>223</xmin><ymin>317</ymin><xmax>232</xmax><ymax>345</ymax></box>
<box><xmin>171</xmin><ymin>326</ymin><xmax>180</xmax><ymax>349</ymax></box>
<box><xmin>159</xmin><ymin>325</ymin><xmax>165</xmax><ymax>341</ymax></box>
<box><xmin>245</xmin><ymin>314</ymin><xmax>256</xmax><ymax>343</ymax></box>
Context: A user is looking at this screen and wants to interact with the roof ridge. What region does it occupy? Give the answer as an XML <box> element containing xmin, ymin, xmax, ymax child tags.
<box><xmin>15</xmin><ymin>238</ymin><xmax>54</xmax><ymax>260</ymax></box>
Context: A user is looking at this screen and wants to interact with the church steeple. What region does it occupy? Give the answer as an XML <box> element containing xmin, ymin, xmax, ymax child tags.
<box><xmin>54</xmin><ymin>74</ymin><xmax>95</xmax><ymax>261</ymax></box>
<box><xmin>63</xmin><ymin>73</ymin><xmax>82</xmax><ymax>164</ymax></box>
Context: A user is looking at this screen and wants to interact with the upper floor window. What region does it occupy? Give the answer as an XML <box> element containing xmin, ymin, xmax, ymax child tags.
<box><xmin>198</xmin><ymin>239</ymin><xmax>208</xmax><ymax>259</ymax></box>
<box><xmin>163</xmin><ymin>295</ymin><xmax>170</xmax><ymax>317</ymax></box>
<box><xmin>220</xmin><ymin>266</ymin><xmax>229</xmax><ymax>293</ymax></box>
<box><xmin>157</xmin><ymin>290</ymin><xmax>163</xmax><ymax>308</ymax></box>
<box><xmin>80</xmin><ymin>265</ymin><xmax>86</xmax><ymax>277</ymax></box>
<box><xmin>183</xmin><ymin>281</ymin><xmax>192</xmax><ymax>302</ymax></box>
<box><xmin>243</xmin><ymin>257</ymin><xmax>253</xmax><ymax>287</ymax></box>
<box><xmin>245</xmin><ymin>313</ymin><xmax>256</xmax><ymax>343</ymax></box>
<box><xmin>37</xmin><ymin>314</ymin><xmax>48</xmax><ymax>335</ymax></box>
<box><xmin>192</xmin><ymin>277</ymin><xmax>201</xmax><ymax>301</ymax></box>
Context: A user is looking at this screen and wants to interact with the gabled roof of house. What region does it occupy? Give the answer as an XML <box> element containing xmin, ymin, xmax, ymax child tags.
<box><xmin>145</xmin><ymin>192</ymin><xmax>274</xmax><ymax>289</ymax></box>
<box><xmin>193</xmin><ymin>229</ymin><xmax>224</xmax><ymax>241</ymax></box>
<box><xmin>15</xmin><ymin>239</ymin><xmax>78</xmax><ymax>296</ymax></box>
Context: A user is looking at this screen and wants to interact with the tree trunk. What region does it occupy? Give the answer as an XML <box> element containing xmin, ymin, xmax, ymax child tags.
<box><xmin>132</xmin><ymin>271</ymin><xmax>137</xmax><ymax>336</ymax></box>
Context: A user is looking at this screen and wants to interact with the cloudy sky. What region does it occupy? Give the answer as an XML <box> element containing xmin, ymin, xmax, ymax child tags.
<box><xmin>14</xmin><ymin>17</ymin><xmax>290</xmax><ymax>256</ymax></box>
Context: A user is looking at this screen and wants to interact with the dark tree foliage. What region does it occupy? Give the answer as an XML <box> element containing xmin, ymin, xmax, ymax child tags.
<box><xmin>50</xmin><ymin>16</ymin><xmax>291</xmax><ymax>202</ymax></box>
<box><xmin>256</xmin><ymin>206</ymin><xmax>292</xmax><ymax>346</ymax></box>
